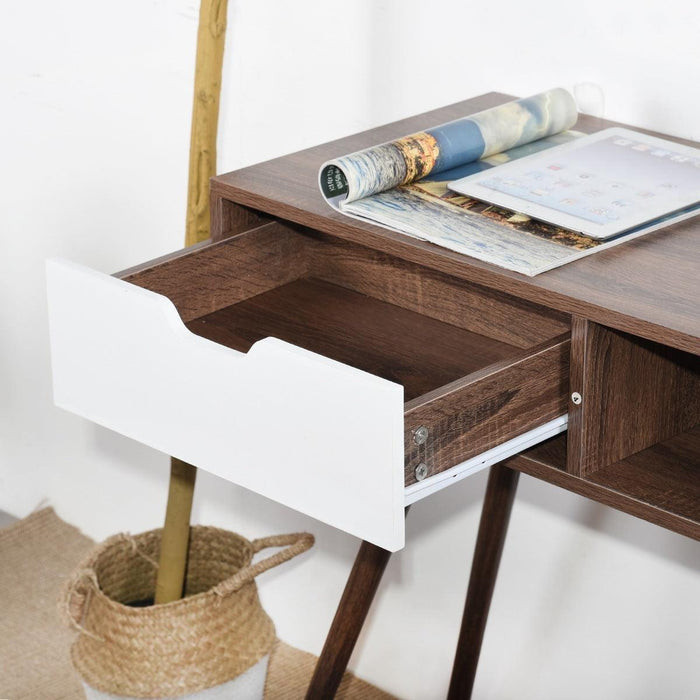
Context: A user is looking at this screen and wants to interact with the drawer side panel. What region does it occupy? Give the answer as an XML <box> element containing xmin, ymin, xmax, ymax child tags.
<box><xmin>404</xmin><ymin>335</ymin><xmax>569</xmax><ymax>485</ymax></box>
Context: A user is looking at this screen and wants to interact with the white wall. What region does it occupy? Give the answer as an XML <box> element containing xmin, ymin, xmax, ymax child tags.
<box><xmin>2</xmin><ymin>1</ymin><xmax>699</xmax><ymax>698</ymax></box>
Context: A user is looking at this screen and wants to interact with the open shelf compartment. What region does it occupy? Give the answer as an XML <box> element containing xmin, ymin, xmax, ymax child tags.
<box><xmin>510</xmin><ymin>323</ymin><xmax>700</xmax><ymax>541</ymax></box>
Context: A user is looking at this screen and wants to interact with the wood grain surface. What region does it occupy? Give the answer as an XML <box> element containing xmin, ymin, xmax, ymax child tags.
<box><xmin>181</xmin><ymin>272</ymin><xmax>568</xmax><ymax>485</ymax></box>
<box><xmin>509</xmin><ymin>429</ymin><xmax>700</xmax><ymax>540</ymax></box>
<box><xmin>404</xmin><ymin>335</ymin><xmax>569</xmax><ymax>486</ymax></box>
<box><xmin>124</xmin><ymin>218</ymin><xmax>570</xmax><ymax>350</ymax></box>
<box><xmin>211</xmin><ymin>194</ymin><xmax>272</xmax><ymax>242</ymax></box>
<box><xmin>184</xmin><ymin>277</ymin><xmax>520</xmax><ymax>402</ymax></box>
<box><xmin>122</xmin><ymin>222</ymin><xmax>311</xmax><ymax>322</ymax></box>
<box><xmin>304</xmin><ymin>538</ymin><xmax>395</xmax><ymax>699</ymax></box>
<box><xmin>568</xmin><ymin>318</ymin><xmax>700</xmax><ymax>476</ymax></box>
<box><xmin>211</xmin><ymin>93</ymin><xmax>700</xmax><ymax>355</ymax></box>
<box><xmin>309</xmin><ymin>231</ymin><xmax>569</xmax><ymax>349</ymax></box>
<box><xmin>448</xmin><ymin>464</ymin><xmax>520</xmax><ymax>700</ymax></box>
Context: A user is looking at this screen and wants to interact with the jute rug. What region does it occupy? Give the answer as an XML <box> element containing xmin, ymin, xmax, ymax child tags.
<box><xmin>0</xmin><ymin>508</ymin><xmax>394</xmax><ymax>700</ymax></box>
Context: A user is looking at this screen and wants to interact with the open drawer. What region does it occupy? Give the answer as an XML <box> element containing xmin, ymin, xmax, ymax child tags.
<box><xmin>47</xmin><ymin>220</ymin><xmax>570</xmax><ymax>550</ymax></box>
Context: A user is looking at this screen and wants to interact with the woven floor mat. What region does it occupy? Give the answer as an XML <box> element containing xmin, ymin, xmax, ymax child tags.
<box><xmin>0</xmin><ymin>507</ymin><xmax>394</xmax><ymax>700</ymax></box>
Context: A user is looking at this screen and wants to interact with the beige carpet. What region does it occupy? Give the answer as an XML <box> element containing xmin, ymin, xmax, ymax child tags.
<box><xmin>0</xmin><ymin>508</ymin><xmax>394</xmax><ymax>700</ymax></box>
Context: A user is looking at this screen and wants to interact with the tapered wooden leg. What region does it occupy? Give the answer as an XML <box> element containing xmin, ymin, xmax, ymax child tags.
<box><xmin>448</xmin><ymin>463</ymin><xmax>520</xmax><ymax>700</ymax></box>
<box><xmin>305</xmin><ymin>539</ymin><xmax>393</xmax><ymax>699</ymax></box>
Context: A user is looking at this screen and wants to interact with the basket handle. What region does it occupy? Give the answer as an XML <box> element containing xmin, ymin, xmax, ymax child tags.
<box><xmin>61</xmin><ymin>532</ymin><xmax>156</xmax><ymax>640</ymax></box>
<box><xmin>213</xmin><ymin>532</ymin><xmax>314</xmax><ymax>597</ymax></box>
<box><xmin>61</xmin><ymin>568</ymin><xmax>105</xmax><ymax>641</ymax></box>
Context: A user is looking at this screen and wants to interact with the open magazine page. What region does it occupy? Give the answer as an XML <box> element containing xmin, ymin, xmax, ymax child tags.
<box><xmin>319</xmin><ymin>88</ymin><xmax>693</xmax><ymax>276</ymax></box>
<box><xmin>341</xmin><ymin>128</ymin><xmax>699</xmax><ymax>275</ymax></box>
<box><xmin>341</xmin><ymin>132</ymin><xmax>608</xmax><ymax>276</ymax></box>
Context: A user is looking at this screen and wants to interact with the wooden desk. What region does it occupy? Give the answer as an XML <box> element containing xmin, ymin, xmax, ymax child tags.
<box><xmin>46</xmin><ymin>92</ymin><xmax>699</xmax><ymax>697</ymax></box>
<box><xmin>208</xmin><ymin>93</ymin><xmax>699</xmax><ymax>697</ymax></box>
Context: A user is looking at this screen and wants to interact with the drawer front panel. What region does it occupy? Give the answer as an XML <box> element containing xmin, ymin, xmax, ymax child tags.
<box><xmin>47</xmin><ymin>260</ymin><xmax>405</xmax><ymax>551</ymax></box>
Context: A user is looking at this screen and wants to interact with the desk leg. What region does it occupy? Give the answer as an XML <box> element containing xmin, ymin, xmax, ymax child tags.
<box><xmin>304</xmin><ymin>538</ymin><xmax>394</xmax><ymax>699</ymax></box>
<box><xmin>448</xmin><ymin>463</ymin><xmax>520</xmax><ymax>700</ymax></box>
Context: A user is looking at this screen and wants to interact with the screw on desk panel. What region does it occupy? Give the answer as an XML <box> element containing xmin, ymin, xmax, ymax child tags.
<box><xmin>415</xmin><ymin>463</ymin><xmax>429</xmax><ymax>481</ymax></box>
<box><xmin>413</xmin><ymin>426</ymin><xmax>429</xmax><ymax>445</ymax></box>
<box><xmin>571</xmin><ymin>392</ymin><xmax>582</xmax><ymax>405</ymax></box>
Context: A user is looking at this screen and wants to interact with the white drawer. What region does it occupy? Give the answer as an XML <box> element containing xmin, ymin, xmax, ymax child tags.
<box><xmin>47</xmin><ymin>221</ymin><xmax>569</xmax><ymax>550</ymax></box>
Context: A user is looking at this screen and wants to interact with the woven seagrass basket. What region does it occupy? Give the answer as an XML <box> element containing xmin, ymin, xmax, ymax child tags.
<box><xmin>62</xmin><ymin>526</ymin><xmax>314</xmax><ymax>699</ymax></box>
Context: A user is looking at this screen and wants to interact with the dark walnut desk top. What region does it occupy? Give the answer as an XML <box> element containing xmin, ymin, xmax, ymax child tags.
<box><xmin>213</xmin><ymin>92</ymin><xmax>699</xmax><ymax>356</ymax></box>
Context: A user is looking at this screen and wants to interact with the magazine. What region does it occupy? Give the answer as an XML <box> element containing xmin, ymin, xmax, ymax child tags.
<box><xmin>318</xmin><ymin>89</ymin><xmax>687</xmax><ymax>276</ymax></box>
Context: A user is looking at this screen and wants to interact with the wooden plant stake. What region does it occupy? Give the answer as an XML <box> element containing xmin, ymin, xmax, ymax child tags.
<box><xmin>185</xmin><ymin>0</ymin><xmax>229</xmax><ymax>247</ymax></box>
<box><xmin>154</xmin><ymin>0</ymin><xmax>229</xmax><ymax>605</ymax></box>
<box><xmin>155</xmin><ymin>459</ymin><xmax>198</xmax><ymax>604</ymax></box>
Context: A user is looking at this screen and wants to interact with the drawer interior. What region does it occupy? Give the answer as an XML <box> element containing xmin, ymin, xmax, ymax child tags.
<box><xmin>123</xmin><ymin>219</ymin><xmax>571</xmax><ymax>483</ymax></box>
<box><xmin>185</xmin><ymin>277</ymin><xmax>519</xmax><ymax>402</ymax></box>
